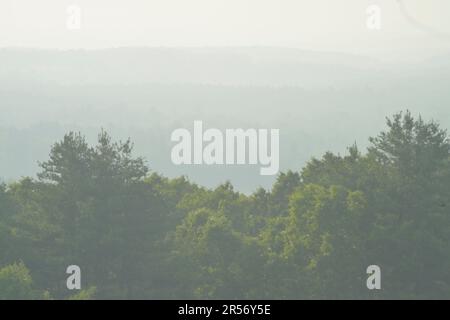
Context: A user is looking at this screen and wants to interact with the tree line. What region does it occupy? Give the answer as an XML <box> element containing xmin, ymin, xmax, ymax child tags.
<box><xmin>0</xmin><ymin>111</ymin><xmax>449</xmax><ymax>299</ymax></box>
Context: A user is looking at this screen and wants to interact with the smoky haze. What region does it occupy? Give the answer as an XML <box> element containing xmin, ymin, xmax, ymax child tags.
<box><xmin>0</xmin><ymin>0</ymin><xmax>449</xmax><ymax>192</ymax></box>
<box><xmin>1</xmin><ymin>1</ymin><xmax>450</xmax><ymax>301</ymax></box>
<box><xmin>1</xmin><ymin>46</ymin><xmax>449</xmax><ymax>192</ymax></box>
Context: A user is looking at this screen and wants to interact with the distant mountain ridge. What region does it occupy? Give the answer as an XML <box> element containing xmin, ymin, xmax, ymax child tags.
<box><xmin>0</xmin><ymin>47</ymin><xmax>388</xmax><ymax>88</ymax></box>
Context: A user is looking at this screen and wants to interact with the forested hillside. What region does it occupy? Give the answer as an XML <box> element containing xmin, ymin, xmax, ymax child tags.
<box><xmin>2</xmin><ymin>48</ymin><xmax>450</xmax><ymax>192</ymax></box>
<box><xmin>1</xmin><ymin>111</ymin><xmax>449</xmax><ymax>299</ymax></box>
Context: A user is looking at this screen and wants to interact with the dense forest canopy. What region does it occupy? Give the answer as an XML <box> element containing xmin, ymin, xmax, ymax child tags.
<box><xmin>1</xmin><ymin>111</ymin><xmax>449</xmax><ymax>299</ymax></box>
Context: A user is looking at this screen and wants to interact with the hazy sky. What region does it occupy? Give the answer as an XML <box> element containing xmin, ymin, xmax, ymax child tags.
<box><xmin>1</xmin><ymin>0</ymin><xmax>449</xmax><ymax>58</ymax></box>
